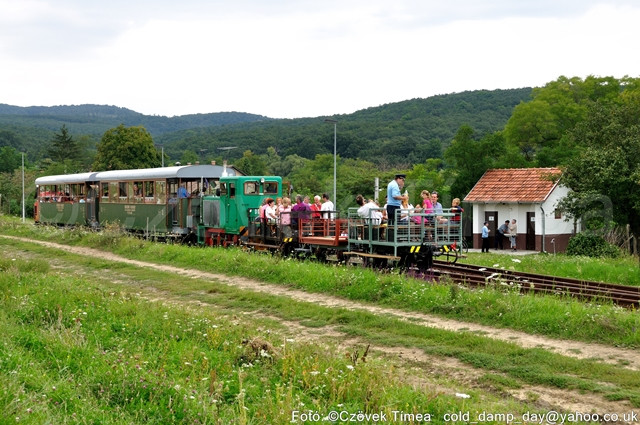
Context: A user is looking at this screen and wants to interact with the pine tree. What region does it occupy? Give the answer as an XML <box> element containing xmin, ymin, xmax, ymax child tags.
<box><xmin>48</xmin><ymin>125</ymin><xmax>81</xmax><ymax>163</ymax></box>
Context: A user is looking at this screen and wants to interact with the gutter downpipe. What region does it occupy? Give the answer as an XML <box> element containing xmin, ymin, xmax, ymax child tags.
<box><xmin>540</xmin><ymin>206</ymin><xmax>546</xmax><ymax>253</ymax></box>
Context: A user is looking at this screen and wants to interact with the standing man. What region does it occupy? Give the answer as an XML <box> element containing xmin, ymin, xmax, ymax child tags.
<box><xmin>481</xmin><ymin>221</ymin><xmax>490</xmax><ymax>253</ymax></box>
<box><xmin>495</xmin><ymin>220</ymin><xmax>509</xmax><ymax>250</ymax></box>
<box><xmin>320</xmin><ymin>193</ymin><xmax>335</xmax><ymax>219</ymax></box>
<box><xmin>386</xmin><ymin>174</ymin><xmax>407</xmax><ymax>225</ymax></box>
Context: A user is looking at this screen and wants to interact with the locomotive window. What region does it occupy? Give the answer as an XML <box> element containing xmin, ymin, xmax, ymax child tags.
<box><xmin>264</xmin><ymin>181</ymin><xmax>278</xmax><ymax>194</ymax></box>
<box><xmin>219</xmin><ymin>182</ymin><xmax>227</xmax><ymax>196</ymax></box>
<box><xmin>229</xmin><ymin>183</ymin><xmax>236</xmax><ymax>198</ymax></box>
<box><xmin>244</xmin><ymin>181</ymin><xmax>259</xmax><ymax>195</ymax></box>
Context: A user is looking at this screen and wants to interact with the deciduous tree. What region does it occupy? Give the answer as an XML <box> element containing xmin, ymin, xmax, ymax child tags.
<box><xmin>92</xmin><ymin>125</ymin><xmax>161</xmax><ymax>170</ymax></box>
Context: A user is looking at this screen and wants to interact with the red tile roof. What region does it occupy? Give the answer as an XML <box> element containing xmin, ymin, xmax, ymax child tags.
<box><xmin>464</xmin><ymin>168</ymin><xmax>562</xmax><ymax>203</ymax></box>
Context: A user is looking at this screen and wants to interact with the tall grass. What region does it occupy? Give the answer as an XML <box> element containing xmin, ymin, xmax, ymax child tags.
<box><xmin>1</xmin><ymin>258</ymin><xmax>534</xmax><ymax>424</ymax></box>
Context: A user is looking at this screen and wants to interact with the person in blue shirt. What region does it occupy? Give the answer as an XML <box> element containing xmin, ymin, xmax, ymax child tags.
<box><xmin>386</xmin><ymin>174</ymin><xmax>407</xmax><ymax>224</ymax></box>
<box><xmin>177</xmin><ymin>184</ymin><xmax>189</xmax><ymax>198</ymax></box>
<box><xmin>481</xmin><ymin>221</ymin><xmax>490</xmax><ymax>253</ymax></box>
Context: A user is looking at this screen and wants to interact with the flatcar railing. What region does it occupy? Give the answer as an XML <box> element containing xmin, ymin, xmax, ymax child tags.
<box><xmin>298</xmin><ymin>218</ymin><xmax>348</xmax><ymax>247</ymax></box>
<box><xmin>347</xmin><ymin>208</ymin><xmax>462</xmax><ymax>257</ymax></box>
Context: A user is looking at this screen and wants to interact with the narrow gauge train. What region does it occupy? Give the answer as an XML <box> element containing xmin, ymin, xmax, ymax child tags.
<box><xmin>34</xmin><ymin>165</ymin><xmax>461</xmax><ymax>269</ymax></box>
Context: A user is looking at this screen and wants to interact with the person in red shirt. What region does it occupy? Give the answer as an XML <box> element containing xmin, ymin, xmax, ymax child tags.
<box><xmin>310</xmin><ymin>195</ymin><xmax>322</xmax><ymax>219</ymax></box>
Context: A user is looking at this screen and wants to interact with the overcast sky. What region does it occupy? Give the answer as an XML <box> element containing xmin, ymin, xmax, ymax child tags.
<box><xmin>1</xmin><ymin>0</ymin><xmax>639</xmax><ymax>119</ymax></box>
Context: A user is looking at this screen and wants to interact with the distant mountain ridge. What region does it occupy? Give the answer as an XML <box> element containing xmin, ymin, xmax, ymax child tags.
<box><xmin>0</xmin><ymin>103</ymin><xmax>271</xmax><ymax>136</ymax></box>
<box><xmin>0</xmin><ymin>88</ymin><xmax>532</xmax><ymax>165</ymax></box>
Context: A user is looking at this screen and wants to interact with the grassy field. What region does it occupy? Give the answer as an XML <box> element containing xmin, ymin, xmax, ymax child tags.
<box><xmin>1</xmin><ymin>253</ymin><xmax>535</xmax><ymax>424</ymax></box>
<box><xmin>1</xmin><ymin>217</ymin><xmax>640</xmax><ymax>423</ymax></box>
<box><xmin>1</xmin><ymin>218</ymin><xmax>637</xmax><ymax>348</ymax></box>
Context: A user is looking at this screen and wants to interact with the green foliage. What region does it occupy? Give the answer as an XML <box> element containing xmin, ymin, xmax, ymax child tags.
<box><xmin>445</xmin><ymin>126</ymin><xmax>505</xmax><ymax>198</ymax></box>
<box><xmin>503</xmin><ymin>75</ymin><xmax>627</xmax><ymax>166</ymax></box>
<box><xmin>566</xmin><ymin>233</ymin><xmax>621</xmax><ymax>258</ymax></box>
<box><xmin>0</xmin><ymin>146</ymin><xmax>22</xmax><ymax>173</ymax></box>
<box><xmin>92</xmin><ymin>124</ymin><xmax>161</xmax><ymax>171</ymax></box>
<box><xmin>561</xmin><ymin>99</ymin><xmax>640</xmax><ymax>235</ymax></box>
<box><xmin>47</xmin><ymin>125</ymin><xmax>82</xmax><ymax>163</ymax></box>
<box><xmin>234</xmin><ymin>150</ymin><xmax>267</xmax><ymax>175</ymax></box>
<box><xmin>179</xmin><ymin>149</ymin><xmax>199</xmax><ymax>165</ymax></box>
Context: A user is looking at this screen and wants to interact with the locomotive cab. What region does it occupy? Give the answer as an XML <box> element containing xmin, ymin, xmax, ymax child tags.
<box><xmin>198</xmin><ymin>176</ymin><xmax>282</xmax><ymax>246</ymax></box>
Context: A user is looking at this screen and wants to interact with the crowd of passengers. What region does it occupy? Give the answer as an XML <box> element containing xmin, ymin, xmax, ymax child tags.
<box><xmin>258</xmin><ymin>173</ymin><xmax>463</xmax><ymax>229</ymax></box>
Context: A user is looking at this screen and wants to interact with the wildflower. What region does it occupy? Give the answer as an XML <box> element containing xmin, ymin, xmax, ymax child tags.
<box><xmin>511</xmin><ymin>258</ymin><xmax>521</xmax><ymax>263</ymax></box>
<box><xmin>346</xmin><ymin>365</ymin><xmax>354</xmax><ymax>371</ymax></box>
<box><xmin>455</xmin><ymin>393</ymin><xmax>470</xmax><ymax>399</ymax></box>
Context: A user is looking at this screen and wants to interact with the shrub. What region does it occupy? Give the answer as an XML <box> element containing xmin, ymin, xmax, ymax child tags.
<box><xmin>566</xmin><ymin>233</ymin><xmax>620</xmax><ymax>258</ymax></box>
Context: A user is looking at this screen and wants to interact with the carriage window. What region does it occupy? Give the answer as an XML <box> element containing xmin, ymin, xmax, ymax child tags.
<box><xmin>244</xmin><ymin>181</ymin><xmax>259</xmax><ymax>195</ymax></box>
<box><xmin>133</xmin><ymin>181</ymin><xmax>143</xmax><ymax>197</ymax></box>
<box><xmin>119</xmin><ymin>182</ymin><xmax>128</xmax><ymax>199</ymax></box>
<box><xmin>264</xmin><ymin>181</ymin><xmax>278</xmax><ymax>195</ymax></box>
<box><xmin>144</xmin><ymin>181</ymin><xmax>154</xmax><ymax>198</ymax></box>
<box><xmin>101</xmin><ymin>183</ymin><xmax>109</xmax><ymax>199</ymax></box>
<box><xmin>70</xmin><ymin>184</ymin><xmax>85</xmax><ymax>201</ymax></box>
<box><xmin>109</xmin><ymin>182</ymin><xmax>118</xmax><ymax>202</ymax></box>
<box><xmin>156</xmin><ymin>181</ymin><xmax>166</xmax><ymax>204</ymax></box>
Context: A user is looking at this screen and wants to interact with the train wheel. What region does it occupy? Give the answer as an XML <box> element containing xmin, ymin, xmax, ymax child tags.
<box><xmin>313</xmin><ymin>247</ymin><xmax>327</xmax><ymax>263</ymax></box>
<box><xmin>443</xmin><ymin>246</ymin><xmax>459</xmax><ymax>264</ymax></box>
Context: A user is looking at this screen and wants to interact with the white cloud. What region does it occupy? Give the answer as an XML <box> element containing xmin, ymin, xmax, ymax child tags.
<box><xmin>0</xmin><ymin>0</ymin><xmax>639</xmax><ymax>118</ymax></box>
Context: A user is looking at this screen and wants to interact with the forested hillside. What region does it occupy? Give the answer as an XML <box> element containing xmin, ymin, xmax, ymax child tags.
<box><xmin>157</xmin><ymin>88</ymin><xmax>532</xmax><ymax>166</ymax></box>
<box><xmin>0</xmin><ymin>104</ymin><xmax>270</xmax><ymax>160</ymax></box>
<box><xmin>0</xmin><ymin>88</ymin><xmax>531</xmax><ymax>165</ymax></box>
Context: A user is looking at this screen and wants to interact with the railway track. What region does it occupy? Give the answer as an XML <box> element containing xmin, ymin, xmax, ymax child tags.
<box><xmin>425</xmin><ymin>260</ymin><xmax>640</xmax><ymax>308</ymax></box>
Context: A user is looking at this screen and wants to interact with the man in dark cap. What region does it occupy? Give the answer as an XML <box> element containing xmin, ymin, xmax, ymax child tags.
<box><xmin>386</xmin><ymin>174</ymin><xmax>407</xmax><ymax>224</ymax></box>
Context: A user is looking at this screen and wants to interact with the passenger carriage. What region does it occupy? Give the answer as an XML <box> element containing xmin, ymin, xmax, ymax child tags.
<box><xmin>35</xmin><ymin>164</ymin><xmax>240</xmax><ymax>240</ymax></box>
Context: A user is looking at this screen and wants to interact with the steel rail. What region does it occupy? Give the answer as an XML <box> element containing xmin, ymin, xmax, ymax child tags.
<box><xmin>430</xmin><ymin>260</ymin><xmax>640</xmax><ymax>308</ymax></box>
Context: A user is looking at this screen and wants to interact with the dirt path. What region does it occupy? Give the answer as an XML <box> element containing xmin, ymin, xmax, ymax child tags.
<box><xmin>3</xmin><ymin>235</ymin><xmax>639</xmax><ymax>420</ymax></box>
<box><xmin>4</xmin><ymin>235</ymin><xmax>636</xmax><ymax>371</ymax></box>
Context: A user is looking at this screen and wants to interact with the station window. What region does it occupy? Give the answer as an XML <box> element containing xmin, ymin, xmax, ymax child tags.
<box><xmin>555</xmin><ymin>208</ymin><xmax>562</xmax><ymax>219</ymax></box>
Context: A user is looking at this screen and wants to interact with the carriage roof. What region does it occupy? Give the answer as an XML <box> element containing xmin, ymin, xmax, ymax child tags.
<box><xmin>36</xmin><ymin>164</ymin><xmax>240</xmax><ymax>185</ymax></box>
